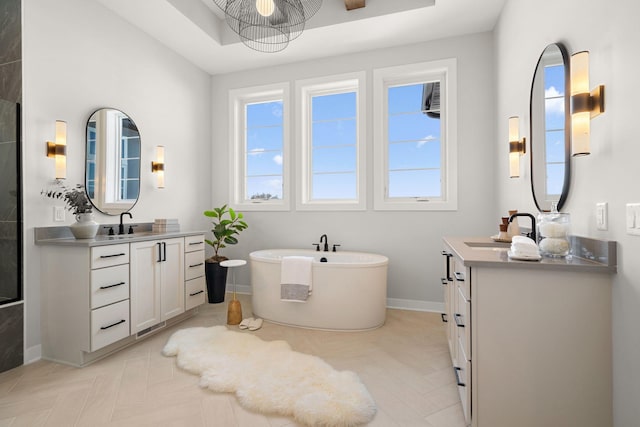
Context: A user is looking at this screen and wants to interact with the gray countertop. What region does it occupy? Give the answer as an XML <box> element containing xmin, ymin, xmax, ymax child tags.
<box><xmin>443</xmin><ymin>236</ymin><xmax>616</xmax><ymax>273</ymax></box>
<box><xmin>35</xmin><ymin>224</ymin><xmax>205</xmax><ymax>247</ymax></box>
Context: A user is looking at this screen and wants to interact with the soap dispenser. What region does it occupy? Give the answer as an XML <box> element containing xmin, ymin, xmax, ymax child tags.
<box><xmin>507</xmin><ymin>210</ymin><xmax>520</xmax><ymax>238</ymax></box>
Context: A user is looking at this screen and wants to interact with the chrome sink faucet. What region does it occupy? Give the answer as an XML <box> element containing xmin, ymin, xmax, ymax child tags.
<box><xmin>508</xmin><ymin>213</ymin><xmax>536</xmax><ymax>242</ymax></box>
<box><xmin>119</xmin><ymin>212</ymin><xmax>132</xmax><ymax>235</ymax></box>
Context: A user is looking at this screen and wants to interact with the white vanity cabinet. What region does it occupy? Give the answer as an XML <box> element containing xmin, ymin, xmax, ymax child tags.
<box><xmin>130</xmin><ymin>237</ymin><xmax>185</xmax><ymax>333</ymax></box>
<box><xmin>442</xmin><ymin>237</ymin><xmax>615</xmax><ymax>427</ymax></box>
<box><xmin>37</xmin><ymin>229</ymin><xmax>206</xmax><ymax>367</ymax></box>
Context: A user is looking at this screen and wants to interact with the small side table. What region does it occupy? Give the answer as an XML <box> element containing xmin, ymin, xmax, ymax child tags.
<box><xmin>220</xmin><ymin>259</ymin><xmax>246</xmax><ymax>325</ymax></box>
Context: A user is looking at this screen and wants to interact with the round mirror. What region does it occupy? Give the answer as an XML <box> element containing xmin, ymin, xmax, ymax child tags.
<box><xmin>85</xmin><ymin>108</ymin><xmax>141</xmax><ymax>215</ymax></box>
<box><xmin>529</xmin><ymin>43</ymin><xmax>571</xmax><ymax>212</ymax></box>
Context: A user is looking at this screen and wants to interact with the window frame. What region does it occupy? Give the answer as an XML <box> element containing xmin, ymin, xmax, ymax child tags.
<box><xmin>228</xmin><ymin>82</ymin><xmax>290</xmax><ymax>211</ymax></box>
<box><xmin>373</xmin><ymin>59</ymin><xmax>458</xmax><ymax>211</ymax></box>
<box><xmin>295</xmin><ymin>72</ymin><xmax>366</xmax><ymax>211</ymax></box>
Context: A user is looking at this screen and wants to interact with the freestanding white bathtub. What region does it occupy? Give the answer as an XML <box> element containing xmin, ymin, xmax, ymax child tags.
<box><xmin>250</xmin><ymin>249</ymin><xmax>389</xmax><ymax>331</ymax></box>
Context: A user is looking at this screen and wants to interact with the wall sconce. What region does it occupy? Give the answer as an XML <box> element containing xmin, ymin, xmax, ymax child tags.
<box><xmin>46</xmin><ymin>120</ymin><xmax>67</xmax><ymax>180</ymax></box>
<box><xmin>570</xmin><ymin>51</ymin><xmax>605</xmax><ymax>157</ymax></box>
<box><xmin>151</xmin><ymin>145</ymin><xmax>165</xmax><ymax>188</ymax></box>
<box><xmin>509</xmin><ymin>116</ymin><xmax>526</xmax><ymax>178</ymax></box>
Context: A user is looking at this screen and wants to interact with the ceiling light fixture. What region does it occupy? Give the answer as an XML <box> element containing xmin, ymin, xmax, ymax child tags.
<box><xmin>212</xmin><ymin>0</ymin><xmax>323</xmax><ymax>53</ymax></box>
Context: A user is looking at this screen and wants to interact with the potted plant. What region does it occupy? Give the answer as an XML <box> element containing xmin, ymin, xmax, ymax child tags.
<box><xmin>42</xmin><ymin>182</ymin><xmax>99</xmax><ymax>239</ymax></box>
<box><xmin>203</xmin><ymin>205</ymin><xmax>248</xmax><ymax>303</ymax></box>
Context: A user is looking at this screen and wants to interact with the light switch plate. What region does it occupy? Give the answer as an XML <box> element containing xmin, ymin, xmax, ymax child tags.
<box><xmin>54</xmin><ymin>206</ymin><xmax>65</xmax><ymax>222</ymax></box>
<box><xmin>596</xmin><ymin>203</ymin><xmax>608</xmax><ymax>231</ymax></box>
<box><xmin>626</xmin><ymin>203</ymin><xmax>640</xmax><ymax>235</ymax></box>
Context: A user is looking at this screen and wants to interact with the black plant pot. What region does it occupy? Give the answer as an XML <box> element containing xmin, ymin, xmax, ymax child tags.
<box><xmin>205</xmin><ymin>262</ymin><xmax>228</xmax><ymax>304</ymax></box>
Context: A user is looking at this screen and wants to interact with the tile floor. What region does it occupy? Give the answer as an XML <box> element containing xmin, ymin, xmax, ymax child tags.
<box><xmin>0</xmin><ymin>294</ymin><xmax>466</xmax><ymax>426</ymax></box>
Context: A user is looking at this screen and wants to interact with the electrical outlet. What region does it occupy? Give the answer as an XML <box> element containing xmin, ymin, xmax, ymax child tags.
<box><xmin>54</xmin><ymin>206</ymin><xmax>65</xmax><ymax>222</ymax></box>
<box><xmin>596</xmin><ymin>203</ymin><xmax>608</xmax><ymax>231</ymax></box>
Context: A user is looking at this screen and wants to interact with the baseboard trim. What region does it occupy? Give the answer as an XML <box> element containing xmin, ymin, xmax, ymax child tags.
<box><xmin>24</xmin><ymin>344</ymin><xmax>41</xmax><ymax>365</ymax></box>
<box><xmin>386</xmin><ymin>298</ymin><xmax>444</xmax><ymax>313</ymax></box>
<box><xmin>232</xmin><ymin>286</ymin><xmax>444</xmax><ymax>313</ymax></box>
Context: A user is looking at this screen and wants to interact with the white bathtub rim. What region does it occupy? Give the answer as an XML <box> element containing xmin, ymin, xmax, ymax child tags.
<box><xmin>249</xmin><ymin>249</ymin><xmax>388</xmax><ymax>267</ymax></box>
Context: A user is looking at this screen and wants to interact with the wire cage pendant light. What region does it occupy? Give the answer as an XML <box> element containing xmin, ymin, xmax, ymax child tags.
<box><xmin>212</xmin><ymin>0</ymin><xmax>323</xmax><ymax>53</ymax></box>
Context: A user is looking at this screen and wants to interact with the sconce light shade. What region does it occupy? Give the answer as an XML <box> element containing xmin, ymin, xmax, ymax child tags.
<box><xmin>570</xmin><ymin>51</ymin><xmax>605</xmax><ymax>157</ymax></box>
<box><xmin>151</xmin><ymin>145</ymin><xmax>165</xmax><ymax>188</ymax></box>
<box><xmin>46</xmin><ymin>120</ymin><xmax>67</xmax><ymax>180</ymax></box>
<box><xmin>508</xmin><ymin>116</ymin><xmax>526</xmax><ymax>178</ymax></box>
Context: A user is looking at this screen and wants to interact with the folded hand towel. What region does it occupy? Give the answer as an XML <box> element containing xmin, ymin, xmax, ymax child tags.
<box><xmin>280</xmin><ymin>256</ymin><xmax>313</xmax><ymax>302</ymax></box>
<box><xmin>512</xmin><ymin>236</ymin><xmax>537</xmax><ymax>247</ymax></box>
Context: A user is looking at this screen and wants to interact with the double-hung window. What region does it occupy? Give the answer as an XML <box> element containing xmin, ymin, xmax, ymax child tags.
<box><xmin>296</xmin><ymin>72</ymin><xmax>366</xmax><ymax>210</ymax></box>
<box><xmin>229</xmin><ymin>83</ymin><xmax>290</xmax><ymax>211</ymax></box>
<box><xmin>373</xmin><ymin>59</ymin><xmax>457</xmax><ymax>210</ymax></box>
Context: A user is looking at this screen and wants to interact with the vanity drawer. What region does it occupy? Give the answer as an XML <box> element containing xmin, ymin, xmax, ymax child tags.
<box><xmin>453</xmin><ymin>258</ymin><xmax>470</xmax><ymax>301</ymax></box>
<box><xmin>91</xmin><ymin>300</ymin><xmax>130</xmax><ymax>351</ymax></box>
<box><xmin>185</xmin><ymin>235</ymin><xmax>205</xmax><ymax>253</ymax></box>
<box><xmin>455</xmin><ymin>338</ymin><xmax>471</xmax><ymax>425</ymax></box>
<box><xmin>91</xmin><ymin>244</ymin><xmax>130</xmax><ymax>269</ymax></box>
<box><xmin>91</xmin><ymin>264</ymin><xmax>130</xmax><ymax>309</ymax></box>
<box><xmin>185</xmin><ymin>276</ymin><xmax>206</xmax><ymax>310</ymax></box>
<box><xmin>455</xmin><ymin>286</ymin><xmax>471</xmax><ymax>360</ymax></box>
<box><xmin>185</xmin><ymin>250</ymin><xmax>205</xmax><ymax>281</ymax></box>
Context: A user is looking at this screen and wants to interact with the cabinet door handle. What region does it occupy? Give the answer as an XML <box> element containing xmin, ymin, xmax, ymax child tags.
<box><xmin>189</xmin><ymin>290</ymin><xmax>204</xmax><ymax>297</ymax></box>
<box><xmin>162</xmin><ymin>242</ymin><xmax>167</xmax><ymax>262</ymax></box>
<box><xmin>441</xmin><ymin>313</ymin><xmax>448</xmax><ymax>323</ymax></box>
<box><xmin>441</xmin><ymin>277</ymin><xmax>448</xmax><ymax>286</ymax></box>
<box><xmin>454</xmin><ymin>271</ymin><xmax>465</xmax><ymax>282</ymax></box>
<box><xmin>99</xmin><ymin>281</ymin><xmax>125</xmax><ymax>290</ymax></box>
<box><xmin>189</xmin><ymin>241</ymin><xmax>203</xmax><ymax>246</ymax></box>
<box><xmin>453</xmin><ymin>366</ymin><xmax>466</xmax><ymax>387</ymax></box>
<box><xmin>157</xmin><ymin>243</ymin><xmax>162</xmax><ymax>262</ymax></box>
<box><xmin>100</xmin><ymin>319</ymin><xmax>126</xmax><ymax>330</ymax></box>
<box><xmin>442</xmin><ymin>251</ymin><xmax>453</xmax><ymax>281</ymax></box>
<box><xmin>100</xmin><ymin>253</ymin><xmax>126</xmax><ymax>259</ymax></box>
<box><xmin>454</xmin><ymin>313</ymin><xmax>465</xmax><ymax>328</ymax></box>
<box><xmin>189</xmin><ymin>262</ymin><xmax>204</xmax><ymax>268</ymax></box>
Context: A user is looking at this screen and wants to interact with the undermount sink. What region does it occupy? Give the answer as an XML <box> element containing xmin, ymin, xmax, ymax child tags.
<box><xmin>464</xmin><ymin>241</ymin><xmax>510</xmax><ymax>250</ymax></box>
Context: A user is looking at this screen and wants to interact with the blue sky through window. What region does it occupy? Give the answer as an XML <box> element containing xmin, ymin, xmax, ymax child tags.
<box><xmin>387</xmin><ymin>82</ymin><xmax>441</xmax><ymax>198</ymax></box>
<box><xmin>245</xmin><ymin>101</ymin><xmax>283</xmax><ymax>200</ymax></box>
<box><xmin>544</xmin><ymin>65</ymin><xmax>565</xmax><ymax>196</ymax></box>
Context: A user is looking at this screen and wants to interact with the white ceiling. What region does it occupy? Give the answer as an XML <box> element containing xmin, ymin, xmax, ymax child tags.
<box><xmin>97</xmin><ymin>0</ymin><xmax>506</xmax><ymax>75</ymax></box>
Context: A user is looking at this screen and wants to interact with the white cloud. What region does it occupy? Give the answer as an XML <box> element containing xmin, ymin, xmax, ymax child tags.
<box><xmin>248</xmin><ymin>148</ymin><xmax>265</xmax><ymax>156</ymax></box>
<box><xmin>273</xmin><ymin>154</ymin><xmax>283</xmax><ymax>165</ymax></box>
<box><xmin>417</xmin><ymin>135</ymin><xmax>437</xmax><ymax>148</ymax></box>
<box><xmin>545</xmin><ymin>86</ymin><xmax>565</xmax><ymax>115</ymax></box>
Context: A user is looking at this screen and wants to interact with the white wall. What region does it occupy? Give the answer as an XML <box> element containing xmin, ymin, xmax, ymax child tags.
<box><xmin>211</xmin><ymin>33</ymin><xmax>496</xmax><ymax>309</ymax></box>
<box><xmin>22</xmin><ymin>0</ymin><xmax>211</xmax><ymax>360</ymax></box>
<box><xmin>494</xmin><ymin>0</ymin><xmax>640</xmax><ymax>425</ymax></box>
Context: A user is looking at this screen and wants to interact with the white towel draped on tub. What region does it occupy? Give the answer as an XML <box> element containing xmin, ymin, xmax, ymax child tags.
<box><xmin>280</xmin><ymin>256</ymin><xmax>314</xmax><ymax>302</ymax></box>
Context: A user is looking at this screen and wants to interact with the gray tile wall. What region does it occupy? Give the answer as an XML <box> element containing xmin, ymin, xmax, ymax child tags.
<box><xmin>0</xmin><ymin>0</ymin><xmax>23</xmax><ymax>374</ymax></box>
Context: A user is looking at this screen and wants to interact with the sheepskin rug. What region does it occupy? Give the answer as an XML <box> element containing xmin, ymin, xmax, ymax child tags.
<box><xmin>162</xmin><ymin>326</ymin><xmax>377</xmax><ymax>426</ymax></box>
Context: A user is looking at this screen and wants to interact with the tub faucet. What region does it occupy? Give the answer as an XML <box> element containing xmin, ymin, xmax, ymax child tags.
<box><xmin>319</xmin><ymin>234</ymin><xmax>329</xmax><ymax>252</ymax></box>
<box><xmin>119</xmin><ymin>212</ymin><xmax>132</xmax><ymax>235</ymax></box>
<box><xmin>508</xmin><ymin>213</ymin><xmax>536</xmax><ymax>242</ymax></box>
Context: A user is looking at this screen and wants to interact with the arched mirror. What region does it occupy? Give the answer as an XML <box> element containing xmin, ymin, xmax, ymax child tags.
<box><xmin>529</xmin><ymin>43</ymin><xmax>571</xmax><ymax>212</ymax></box>
<box><xmin>85</xmin><ymin>108</ymin><xmax>141</xmax><ymax>215</ymax></box>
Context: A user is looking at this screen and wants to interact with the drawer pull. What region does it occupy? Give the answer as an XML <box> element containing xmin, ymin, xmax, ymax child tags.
<box><xmin>454</xmin><ymin>366</ymin><xmax>466</xmax><ymax>387</ymax></box>
<box><xmin>454</xmin><ymin>271</ymin><xmax>465</xmax><ymax>282</ymax></box>
<box><xmin>99</xmin><ymin>281</ymin><xmax>126</xmax><ymax>290</ymax></box>
<box><xmin>189</xmin><ymin>262</ymin><xmax>204</xmax><ymax>268</ymax></box>
<box><xmin>189</xmin><ymin>241</ymin><xmax>204</xmax><ymax>245</ymax></box>
<box><xmin>100</xmin><ymin>319</ymin><xmax>126</xmax><ymax>330</ymax></box>
<box><xmin>441</xmin><ymin>277</ymin><xmax>448</xmax><ymax>286</ymax></box>
<box><xmin>441</xmin><ymin>313</ymin><xmax>448</xmax><ymax>323</ymax></box>
<box><xmin>454</xmin><ymin>313</ymin><xmax>465</xmax><ymax>328</ymax></box>
<box><xmin>189</xmin><ymin>290</ymin><xmax>205</xmax><ymax>297</ymax></box>
<box><xmin>100</xmin><ymin>253</ymin><xmax>126</xmax><ymax>259</ymax></box>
